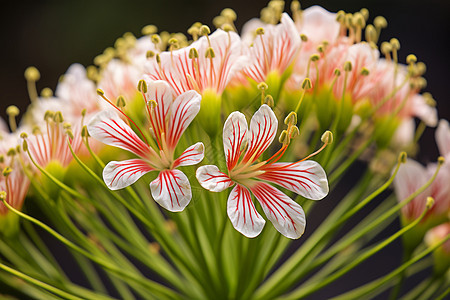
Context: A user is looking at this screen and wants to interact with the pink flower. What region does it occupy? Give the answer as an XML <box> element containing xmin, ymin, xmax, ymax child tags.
<box><xmin>196</xmin><ymin>105</ymin><xmax>328</xmax><ymax>238</ymax></box>
<box><xmin>144</xmin><ymin>29</ymin><xmax>246</xmax><ymax>96</ymax></box>
<box><xmin>87</xmin><ymin>80</ymin><xmax>204</xmax><ymax>212</ymax></box>
<box><xmin>394</xmin><ymin>119</ymin><xmax>450</xmax><ymax>222</ymax></box>
<box><xmin>240</xmin><ymin>13</ymin><xmax>301</xmax><ymax>83</ymax></box>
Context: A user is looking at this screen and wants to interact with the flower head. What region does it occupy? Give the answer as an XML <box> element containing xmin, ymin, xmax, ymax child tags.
<box><xmin>87</xmin><ymin>80</ymin><xmax>204</xmax><ymax>212</ymax></box>
<box><xmin>196</xmin><ymin>105</ymin><xmax>328</xmax><ymax>238</ymax></box>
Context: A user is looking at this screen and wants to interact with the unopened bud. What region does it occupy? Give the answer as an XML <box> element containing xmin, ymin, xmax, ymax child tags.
<box><xmin>24</xmin><ymin>66</ymin><xmax>40</xmax><ymax>81</ymax></box>
<box><xmin>284</xmin><ymin>112</ymin><xmax>297</xmax><ymax>125</ymax></box>
<box><xmin>137</xmin><ymin>80</ymin><xmax>148</xmax><ymax>93</ymax></box>
<box><xmin>321</xmin><ymin>130</ymin><xmax>333</xmax><ymax>144</ymax></box>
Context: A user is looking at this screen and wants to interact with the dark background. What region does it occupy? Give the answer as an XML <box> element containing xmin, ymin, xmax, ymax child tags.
<box><xmin>0</xmin><ymin>0</ymin><xmax>449</xmax><ymax>298</ymax></box>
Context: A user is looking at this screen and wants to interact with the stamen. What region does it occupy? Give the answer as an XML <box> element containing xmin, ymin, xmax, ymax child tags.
<box><xmin>374</xmin><ymin>16</ymin><xmax>388</xmax><ymax>42</ymax></box>
<box><xmin>24</xmin><ymin>66</ymin><xmax>40</xmax><ymax>103</ymax></box>
<box><xmin>258</xmin><ymin>82</ymin><xmax>269</xmax><ymax>104</ymax></box>
<box><xmin>6</xmin><ymin>105</ymin><xmax>19</xmax><ymax>132</ymax></box>
<box><xmin>295</xmin><ymin>78</ymin><xmax>311</xmax><ymax>114</ymax></box>
<box><xmin>298</xmin><ymin>130</ymin><xmax>333</xmax><ymax>163</ymax></box>
<box><xmin>40</xmin><ymin>87</ymin><xmax>53</xmax><ymax>98</ymax></box>
<box><xmin>141</xmin><ymin>25</ymin><xmax>158</xmax><ymax>36</ymax></box>
<box><xmin>256</xmin><ymin>28</ymin><xmax>270</xmax><ymax>74</ymax></box>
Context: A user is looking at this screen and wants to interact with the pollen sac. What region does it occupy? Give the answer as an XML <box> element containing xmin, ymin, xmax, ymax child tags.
<box><xmin>137</xmin><ymin>80</ymin><xmax>148</xmax><ymax>93</ymax></box>
<box><xmin>263</xmin><ymin>95</ymin><xmax>274</xmax><ymax>107</ymax></box>
<box><xmin>24</xmin><ymin>66</ymin><xmax>40</xmax><ymax>81</ymax></box>
<box><xmin>284</xmin><ymin>112</ymin><xmax>297</xmax><ymax>126</ymax></box>
<box><xmin>289</xmin><ymin>126</ymin><xmax>300</xmax><ymax>139</ymax></box>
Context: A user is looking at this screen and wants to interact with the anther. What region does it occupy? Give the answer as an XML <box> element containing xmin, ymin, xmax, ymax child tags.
<box><xmin>334</xmin><ymin>69</ymin><xmax>341</xmax><ymax>76</ymax></box>
<box><xmin>146</xmin><ymin>50</ymin><xmax>155</xmax><ymax>59</ymax></box>
<box><xmin>116</xmin><ymin>96</ymin><xmax>126</xmax><ymax>108</ymax></box>
<box><xmin>289</xmin><ymin>126</ymin><xmax>300</xmax><ymax>139</ymax></box>
<box><xmin>189</xmin><ymin>48</ymin><xmax>199</xmax><ymax>59</ymax></box>
<box><xmin>354</xmin><ymin>12</ymin><xmax>366</xmax><ymax>28</ymax></box>
<box><xmin>406</xmin><ymin>54</ymin><xmax>417</xmax><ymax>65</ymax></box>
<box><xmin>344</xmin><ymin>61</ymin><xmax>352</xmax><ymax>72</ymax></box>
<box><xmin>81</xmin><ymin>126</ymin><xmax>90</xmax><ymax>138</ymax></box>
<box><xmin>151</xmin><ymin>34</ymin><xmax>161</xmax><ymax>45</ymax></box>
<box><xmin>256</xmin><ymin>27</ymin><xmax>265</xmax><ymax>35</ymax></box>
<box><xmin>291</xmin><ymin>0</ymin><xmax>300</xmax><ymax>12</ymax></box>
<box><xmin>321</xmin><ymin>130</ymin><xmax>333</xmax><ymax>144</ymax></box>
<box><xmin>200</xmin><ymin>25</ymin><xmax>211</xmax><ymax>36</ymax></box>
<box><xmin>53</xmin><ymin>111</ymin><xmax>64</xmax><ymax>123</ymax></box>
<box><xmin>310</xmin><ymin>54</ymin><xmax>320</xmax><ymax>62</ymax></box>
<box><xmin>360</xmin><ymin>8</ymin><xmax>369</xmax><ymax>21</ymax></box>
<box><xmin>390</xmin><ymin>38</ymin><xmax>400</xmax><ymax>50</ymax></box>
<box><xmin>279</xmin><ymin>130</ymin><xmax>289</xmax><ymax>144</ymax></box>
<box><xmin>300</xmin><ymin>34</ymin><xmax>308</xmax><ymax>42</ymax></box>
<box><xmin>374</xmin><ymin>16</ymin><xmax>388</xmax><ymax>29</ymax></box>
<box><xmin>40</xmin><ymin>87</ymin><xmax>53</xmax><ymax>98</ymax></box>
<box><xmin>426</xmin><ymin>196</ymin><xmax>435</xmax><ymax>209</ymax></box>
<box><xmin>380</xmin><ymin>42</ymin><xmax>392</xmax><ymax>55</ymax></box>
<box><xmin>2</xmin><ymin>167</ymin><xmax>12</xmax><ymax>177</ymax></box>
<box><xmin>398</xmin><ymin>151</ymin><xmax>407</xmax><ymax>164</ymax></box>
<box><xmin>6</xmin><ymin>105</ymin><xmax>19</xmax><ymax>118</ymax></box>
<box><xmin>437</xmin><ymin>156</ymin><xmax>445</xmax><ymax>166</ymax></box>
<box><xmin>81</xmin><ymin>109</ymin><xmax>87</xmax><ymax>118</ymax></box>
<box><xmin>44</xmin><ymin>110</ymin><xmax>55</xmax><ymax>122</ymax></box>
<box><xmin>257</xmin><ymin>82</ymin><xmax>268</xmax><ymax>91</ymax></box>
<box><xmin>302</xmin><ymin>78</ymin><xmax>312</xmax><ymax>90</ymax></box>
<box><xmin>32</xmin><ymin>126</ymin><xmax>41</xmax><ymax>135</ymax></box>
<box><xmin>423</xmin><ymin>93</ymin><xmax>436</xmax><ymax>107</ymax></box>
<box><xmin>137</xmin><ymin>80</ymin><xmax>148</xmax><ymax>94</ymax></box>
<box><xmin>7</xmin><ymin>148</ymin><xmax>16</xmax><ymax>157</ymax></box>
<box><xmin>336</xmin><ymin>10</ymin><xmax>346</xmax><ymax>23</ymax></box>
<box><xmin>361</xmin><ymin>67</ymin><xmax>370</xmax><ymax>76</ymax></box>
<box><xmin>263</xmin><ymin>95</ymin><xmax>274</xmax><ymax>107</ymax></box>
<box><xmin>205</xmin><ymin>47</ymin><xmax>215</xmax><ymax>59</ymax></box>
<box><xmin>24</xmin><ymin>66</ymin><xmax>40</xmax><ymax>82</ymax></box>
<box><xmin>20</xmin><ymin>132</ymin><xmax>28</xmax><ymax>139</ymax></box>
<box><xmin>221</xmin><ymin>8</ymin><xmax>237</xmax><ymax>21</ymax></box>
<box><xmin>22</xmin><ymin>139</ymin><xmax>28</xmax><ymax>152</ymax></box>
<box><xmin>284</xmin><ymin>112</ymin><xmax>297</xmax><ymax>125</ymax></box>
<box><xmin>141</xmin><ymin>25</ymin><xmax>158</xmax><ymax>36</ymax></box>
<box><xmin>222</xmin><ymin>24</ymin><xmax>234</xmax><ymax>32</ymax></box>
<box><xmin>97</xmin><ymin>89</ymin><xmax>105</xmax><ymax>96</ymax></box>
<box><xmin>365</xmin><ymin>25</ymin><xmax>377</xmax><ymax>43</ymax></box>
<box><xmin>0</xmin><ymin>191</ymin><xmax>6</xmax><ymax>200</ymax></box>
<box><xmin>0</xmin><ymin>155</ymin><xmax>3</xmax><ymax>163</ymax></box>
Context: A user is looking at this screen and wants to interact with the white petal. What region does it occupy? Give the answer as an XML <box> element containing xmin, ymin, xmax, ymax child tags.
<box><xmin>167</xmin><ymin>90</ymin><xmax>201</xmax><ymax>149</ymax></box>
<box><xmin>87</xmin><ymin>110</ymin><xmax>151</xmax><ymax>158</ymax></box>
<box><xmin>150</xmin><ymin>169</ymin><xmax>191</xmax><ymax>212</ymax></box>
<box><xmin>173</xmin><ymin>142</ymin><xmax>205</xmax><ymax>168</ymax></box>
<box><xmin>436</xmin><ymin>119</ymin><xmax>450</xmax><ymax>158</ymax></box>
<box><xmin>258</xmin><ymin>160</ymin><xmax>329</xmax><ymax>200</ymax></box>
<box><xmin>227</xmin><ymin>184</ymin><xmax>265</xmax><ymax>238</ymax></box>
<box><xmin>145</xmin><ymin>80</ymin><xmax>173</xmax><ymax>140</ymax></box>
<box><xmin>242</xmin><ymin>104</ymin><xmax>278</xmax><ymax>163</ymax></box>
<box><xmin>251</xmin><ymin>182</ymin><xmax>306</xmax><ymax>239</ymax></box>
<box><xmin>196</xmin><ymin>165</ymin><xmax>234</xmax><ymax>192</ymax></box>
<box><xmin>412</xmin><ymin>94</ymin><xmax>438</xmax><ymax>127</ymax></box>
<box><xmin>223</xmin><ymin>111</ymin><xmax>248</xmax><ymax>170</ymax></box>
<box><xmin>103</xmin><ymin>159</ymin><xmax>154</xmax><ymax>190</ymax></box>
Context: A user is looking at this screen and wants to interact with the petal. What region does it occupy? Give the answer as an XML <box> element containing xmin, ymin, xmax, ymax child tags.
<box><xmin>227</xmin><ymin>184</ymin><xmax>265</xmax><ymax>238</ymax></box>
<box><xmin>412</xmin><ymin>94</ymin><xmax>438</xmax><ymax>127</ymax></box>
<box><xmin>145</xmin><ymin>80</ymin><xmax>173</xmax><ymax>141</ymax></box>
<box><xmin>103</xmin><ymin>159</ymin><xmax>154</xmax><ymax>190</ymax></box>
<box><xmin>87</xmin><ymin>110</ymin><xmax>151</xmax><ymax>158</ymax></box>
<box><xmin>394</xmin><ymin>160</ymin><xmax>430</xmax><ymax>220</ymax></box>
<box><xmin>167</xmin><ymin>90</ymin><xmax>201</xmax><ymax>149</ymax></box>
<box><xmin>258</xmin><ymin>161</ymin><xmax>329</xmax><ymax>200</ymax></box>
<box><xmin>223</xmin><ymin>111</ymin><xmax>248</xmax><ymax>170</ymax></box>
<box><xmin>250</xmin><ymin>182</ymin><xmax>306</xmax><ymax>239</ymax></box>
<box><xmin>242</xmin><ymin>104</ymin><xmax>278</xmax><ymax>163</ymax></box>
<box><xmin>196</xmin><ymin>165</ymin><xmax>234</xmax><ymax>192</ymax></box>
<box><xmin>150</xmin><ymin>169</ymin><xmax>191</xmax><ymax>212</ymax></box>
<box><xmin>436</xmin><ymin>119</ymin><xmax>450</xmax><ymax>158</ymax></box>
<box><xmin>173</xmin><ymin>142</ymin><xmax>205</xmax><ymax>168</ymax></box>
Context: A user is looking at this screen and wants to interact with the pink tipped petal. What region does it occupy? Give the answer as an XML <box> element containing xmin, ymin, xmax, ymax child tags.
<box><xmin>259</xmin><ymin>161</ymin><xmax>329</xmax><ymax>200</ymax></box>
<box><xmin>251</xmin><ymin>182</ymin><xmax>306</xmax><ymax>239</ymax></box>
<box><xmin>103</xmin><ymin>159</ymin><xmax>154</xmax><ymax>190</ymax></box>
<box><xmin>167</xmin><ymin>90</ymin><xmax>201</xmax><ymax>149</ymax></box>
<box><xmin>150</xmin><ymin>169</ymin><xmax>191</xmax><ymax>212</ymax></box>
<box><xmin>243</xmin><ymin>104</ymin><xmax>278</xmax><ymax>163</ymax></box>
<box><xmin>436</xmin><ymin>119</ymin><xmax>450</xmax><ymax>157</ymax></box>
<box><xmin>87</xmin><ymin>110</ymin><xmax>151</xmax><ymax>158</ymax></box>
<box><xmin>300</xmin><ymin>6</ymin><xmax>340</xmax><ymax>45</ymax></box>
<box><xmin>227</xmin><ymin>184</ymin><xmax>265</xmax><ymax>238</ymax></box>
<box><xmin>223</xmin><ymin>111</ymin><xmax>248</xmax><ymax>170</ymax></box>
<box><xmin>145</xmin><ymin>80</ymin><xmax>173</xmax><ymax>139</ymax></box>
<box><xmin>196</xmin><ymin>165</ymin><xmax>234</xmax><ymax>192</ymax></box>
<box><xmin>173</xmin><ymin>142</ymin><xmax>205</xmax><ymax>168</ymax></box>
<box><xmin>412</xmin><ymin>95</ymin><xmax>438</xmax><ymax>127</ymax></box>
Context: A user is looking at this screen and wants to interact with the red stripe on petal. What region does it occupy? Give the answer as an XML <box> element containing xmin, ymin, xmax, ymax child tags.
<box><xmin>150</xmin><ymin>169</ymin><xmax>192</xmax><ymax>212</ymax></box>
<box><xmin>103</xmin><ymin>159</ymin><xmax>154</xmax><ymax>190</ymax></box>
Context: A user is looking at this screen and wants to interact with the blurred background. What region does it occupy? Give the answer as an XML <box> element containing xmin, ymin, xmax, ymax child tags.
<box><xmin>0</xmin><ymin>0</ymin><xmax>449</xmax><ymax>298</ymax></box>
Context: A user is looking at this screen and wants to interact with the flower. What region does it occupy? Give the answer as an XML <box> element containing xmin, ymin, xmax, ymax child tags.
<box><xmin>87</xmin><ymin>80</ymin><xmax>204</xmax><ymax>212</ymax></box>
<box><xmin>196</xmin><ymin>104</ymin><xmax>328</xmax><ymax>239</ymax></box>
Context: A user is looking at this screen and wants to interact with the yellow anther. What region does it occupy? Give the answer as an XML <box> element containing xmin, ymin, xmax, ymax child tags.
<box><xmin>213</xmin><ymin>16</ymin><xmax>226</xmax><ymax>29</ymax></box>
<box><xmin>0</xmin><ymin>155</ymin><xmax>3</xmax><ymax>163</ymax></box>
<box><xmin>263</xmin><ymin>95</ymin><xmax>274</xmax><ymax>107</ymax></box>
<box><xmin>365</xmin><ymin>25</ymin><xmax>377</xmax><ymax>43</ymax></box>
<box><xmin>65</xmin><ymin>128</ymin><xmax>74</xmax><ymax>139</ymax></box>
<box><xmin>426</xmin><ymin>196</ymin><xmax>435</xmax><ymax>209</ymax></box>
<box><xmin>284</xmin><ymin>112</ymin><xmax>297</xmax><ymax>125</ymax></box>
<box><xmin>137</xmin><ymin>80</ymin><xmax>148</xmax><ymax>94</ymax></box>
<box><xmin>423</xmin><ymin>93</ymin><xmax>436</xmax><ymax>107</ymax></box>
<box><xmin>279</xmin><ymin>130</ymin><xmax>289</xmax><ymax>144</ymax></box>
<box><xmin>398</xmin><ymin>151</ymin><xmax>407</xmax><ymax>163</ymax></box>
<box><xmin>310</xmin><ymin>54</ymin><xmax>320</xmax><ymax>62</ymax></box>
<box><xmin>258</xmin><ymin>82</ymin><xmax>268</xmax><ymax>91</ymax></box>
<box><xmin>300</xmin><ymin>34</ymin><xmax>308</xmax><ymax>42</ymax></box>
<box><xmin>291</xmin><ymin>0</ymin><xmax>301</xmax><ymax>12</ymax></box>
<box><xmin>53</xmin><ymin>111</ymin><xmax>64</xmax><ymax>123</ymax></box>
<box><xmin>19</xmin><ymin>132</ymin><xmax>28</xmax><ymax>139</ymax></box>
<box><xmin>151</xmin><ymin>34</ymin><xmax>161</xmax><ymax>45</ymax></box>
<box><xmin>374</xmin><ymin>16</ymin><xmax>388</xmax><ymax>29</ymax></box>
<box><xmin>148</xmin><ymin>99</ymin><xmax>158</xmax><ymax>108</ymax></box>
<box><xmin>86</xmin><ymin>66</ymin><xmax>98</xmax><ymax>82</ymax></box>
<box><xmin>146</xmin><ymin>50</ymin><xmax>155</xmax><ymax>59</ymax></box>
<box><xmin>354</xmin><ymin>12</ymin><xmax>366</xmax><ymax>28</ymax></box>
<box><xmin>44</xmin><ymin>110</ymin><xmax>55</xmax><ymax>122</ymax></box>
<box><xmin>97</xmin><ymin>89</ymin><xmax>105</xmax><ymax>96</ymax></box>
<box><xmin>41</xmin><ymin>87</ymin><xmax>53</xmax><ymax>98</ymax></box>
<box><xmin>200</xmin><ymin>25</ymin><xmax>211</xmax><ymax>36</ymax></box>
<box><xmin>6</xmin><ymin>105</ymin><xmax>19</xmax><ymax>117</ymax></box>
<box><xmin>438</xmin><ymin>156</ymin><xmax>445</xmax><ymax>166</ymax></box>
<box><xmin>406</xmin><ymin>54</ymin><xmax>417</xmax><ymax>65</ymax></box>
<box><xmin>256</xmin><ymin>27</ymin><xmax>265</xmax><ymax>35</ymax></box>
<box><xmin>24</xmin><ymin>66</ymin><xmax>40</xmax><ymax>81</ymax></box>
<box><xmin>0</xmin><ymin>191</ymin><xmax>6</xmax><ymax>200</ymax></box>
<box><xmin>390</xmin><ymin>38</ymin><xmax>400</xmax><ymax>50</ymax></box>
<box><xmin>81</xmin><ymin>126</ymin><xmax>90</xmax><ymax>138</ymax></box>
<box><xmin>334</xmin><ymin>69</ymin><xmax>341</xmax><ymax>76</ymax></box>
<box><xmin>416</xmin><ymin>62</ymin><xmax>426</xmax><ymax>75</ymax></box>
<box><xmin>360</xmin><ymin>8</ymin><xmax>369</xmax><ymax>21</ymax></box>
<box><xmin>32</xmin><ymin>126</ymin><xmax>42</xmax><ymax>135</ymax></box>
<box><xmin>361</xmin><ymin>67</ymin><xmax>370</xmax><ymax>76</ymax></box>
<box><xmin>7</xmin><ymin>148</ymin><xmax>16</xmax><ymax>157</ymax></box>
<box><xmin>189</xmin><ymin>48</ymin><xmax>199</xmax><ymax>59</ymax></box>
<box><xmin>336</xmin><ymin>10</ymin><xmax>346</xmax><ymax>23</ymax></box>
<box><xmin>289</xmin><ymin>125</ymin><xmax>300</xmax><ymax>139</ymax></box>
<box><xmin>205</xmin><ymin>47</ymin><xmax>215</xmax><ymax>59</ymax></box>
<box><xmin>380</xmin><ymin>42</ymin><xmax>392</xmax><ymax>55</ymax></box>
<box><xmin>321</xmin><ymin>130</ymin><xmax>333</xmax><ymax>144</ymax></box>
<box><xmin>221</xmin><ymin>8</ymin><xmax>237</xmax><ymax>21</ymax></box>
<box><xmin>317</xmin><ymin>45</ymin><xmax>325</xmax><ymax>53</ymax></box>
<box><xmin>22</xmin><ymin>139</ymin><xmax>28</xmax><ymax>152</ymax></box>
<box><xmin>222</xmin><ymin>24</ymin><xmax>234</xmax><ymax>32</ymax></box>
<box><xmin>344</xmin><ymin>13</ymin><xmax>354</xmax><ymax>28</ymax></box>
<box><xmin>344</xmin><ymin>61</ymin><xmax>352</xmax><ymax>72</ymax></box>
<box><xmin>141</xmin><ymin>25</ymin><xmax>158</xmax><ymax>36</ymax></box>
<box><xmin>116</xmin><ymin>95</ymin><xmax>126</xmax><ymax>108</ymax></box>
<box><xmin>302</xmin><ymin>78</ymin><xmax>312</xmax><ymax>90</ymax></box>
<box><xmin>62</xmin><ymin>122</ymin><xmax>72</xmax><ymax>131</ymax></box>
<box><xmin>2</xmin><ymin>167</ymin><xmax>12</xmax><ymax>177</ymax></box>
